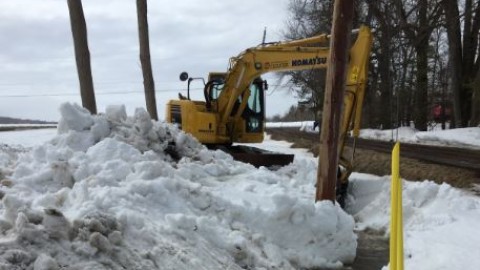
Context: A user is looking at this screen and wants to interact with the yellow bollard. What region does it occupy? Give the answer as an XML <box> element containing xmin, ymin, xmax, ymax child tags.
<box><xmin>389</xmin><ymin>142</ymin><xmax>403</xmax><ymax>270</ymax></box>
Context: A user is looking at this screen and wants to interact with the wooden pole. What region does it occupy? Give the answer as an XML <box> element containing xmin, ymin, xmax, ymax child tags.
<box><xmin>136</xmin><ymin>0</ymin><xmax>158</xmax><ymax>120</ymax></box>
<box><xmin>315</xmin><ymin>0</ymin><xmax>354</xmax><ymax>202</ymax></box>
<box><xmin>67</xmin><ymin>0</ymin><xmax>97</xmax><ymax>114</ymax></box>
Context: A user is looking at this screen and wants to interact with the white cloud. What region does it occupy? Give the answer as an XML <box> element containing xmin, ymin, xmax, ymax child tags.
<box><xmin>0</xmin><ymin>0</ymin><xmax>68</xmax><ymax>21</ymax></box>
<box><xmin>0</xmin><ymin>0</ymin><xmax>296</xmax><ymax>121</ymax></box>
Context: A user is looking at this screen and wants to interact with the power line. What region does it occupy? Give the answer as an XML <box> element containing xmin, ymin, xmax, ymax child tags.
<box><xmin>0</xmin><ymin>80</ymin><xmax>289</xmax><ymax>87</ymax></box>
<box><xmin>0</xmin><ymin>84</ymin><xmax>290</xmax><ymax>98</ymax></box>
<box><xmin>0</xmin><ymin>80</ymin><xmax>186</xmax><ymax>87</ymax></box>
<box><xmin>0</xmin><ymin>88</ymin><xmax>204</xmax><ymax>98</ymax></box>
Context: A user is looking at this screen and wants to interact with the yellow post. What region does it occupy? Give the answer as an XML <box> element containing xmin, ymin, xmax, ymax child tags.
<box><xmin>389</xmin><ymin>142</ymin><xmax>403</xmax><ymax>270</ymax></box>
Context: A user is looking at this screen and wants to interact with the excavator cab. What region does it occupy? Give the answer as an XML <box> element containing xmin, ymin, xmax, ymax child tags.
<box><xmin>175</xmin><ymin>71</ymin><xmax>267</xmax><ymax>144</ymax></box>
<box><xmin>207</xmin><ymin>74</ymin><xmax>266</xmax><ymax>142</ymax></box>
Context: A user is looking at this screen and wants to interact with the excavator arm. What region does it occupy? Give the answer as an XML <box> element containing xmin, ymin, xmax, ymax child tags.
<box><xmin>215</xmin><ymin>26</ymin><xmax>372</xmax><ymax>144</ymax></box>
<box><xmin>216</xmin><ymin>46</ymin><xmax>330</xmax><ymax>134</ymax></box>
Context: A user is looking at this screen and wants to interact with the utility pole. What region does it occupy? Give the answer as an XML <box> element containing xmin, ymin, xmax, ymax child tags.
<box><xmin>136</xmin><ymin>0</ymin><xmax>158</xmax><ymax>120</ymax></box>
<box><xmin>67</xmin><ymin>0</ymin><xmax>97</xmax><ymax>114</ymax></box>
<box><xmin>315</xmin><ymin>0</ymin><xmax>354</xmax><ymax>202</ymax></box>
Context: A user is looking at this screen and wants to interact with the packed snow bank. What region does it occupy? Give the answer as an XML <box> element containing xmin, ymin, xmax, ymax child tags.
<box><xmin>0</xmin><ymin>103</ymin><xmax>355</xmax><ymax>269</ymax></box>
<box><xmin>415</xmin><ymin>127</ymin><xmax>480</xmax><ymax>148</ymax></box>
<box><xmin>360</xmin><ymin>126</ymin><xmax>480</xmax><ymax>149</ymax></box>
<box><xmin>267</xmin><ymin>121</ymin><xmax>480</xmax><ymax>149</ymax></box>
<box><xmin>347</xmin><ymin>173</ymin><xmax>480</xmax><ymax>270</ymax></box>
<box><xmin>266</xmin><ymin>121</ymin><xmax>314</xmax><ymax>131</ymax></box>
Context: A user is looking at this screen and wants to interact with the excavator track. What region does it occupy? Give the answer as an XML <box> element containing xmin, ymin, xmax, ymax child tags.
<box><xmin>207</xmin><ymin>145</ymin><xmax>294</xmax><ymax>168</ymax></box>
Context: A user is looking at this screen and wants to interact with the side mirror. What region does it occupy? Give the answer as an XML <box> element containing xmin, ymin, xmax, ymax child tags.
<box><xmin>179</xmin><ymin>72</ymin><xmax>189</xmax><ymax>81</ymax></box>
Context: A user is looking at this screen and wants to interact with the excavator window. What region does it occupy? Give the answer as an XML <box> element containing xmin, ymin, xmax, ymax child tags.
<box><xmin>210</xmin><ymin>81</ymin><xmax>224</xmax><ymax>100</ymax></box>
<box><xmin>247</xmin><ymin>83</ymin><xmax>261</xmax><ymax>113</ymax></box>
<box><xmin>206</xmin><ymin>72</ymin><xmax>226</xmax><ymax>102</ymax></box>
<box><xmin>203</xmin><ymin>79</ymin><xmax>224</xmax><ymax>111</ymax></box>
<box><xmin>243</xmin><ymin>79</ymin><xmax>265</xmax><ymax>133</ymax></box>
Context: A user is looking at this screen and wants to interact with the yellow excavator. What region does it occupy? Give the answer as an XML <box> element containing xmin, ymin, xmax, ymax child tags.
<box><xmin>166</xmin><ymin>26</ymin><xmax>373</xmax><ymax>176</ymax></box>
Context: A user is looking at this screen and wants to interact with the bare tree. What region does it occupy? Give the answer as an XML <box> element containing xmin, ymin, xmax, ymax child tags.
<box><xmin>283</xmin><ymin>0</ymin><xmax>458</xmax><ymax>130</ymax></box>
<box><xmin>442</xmin><ymin>0</ymin><xmax>480</xmax><ymax>126</ymax></box>
<box><xmin>67</xmin><ymin>0</ymin><xmax>97</xmax><ymax>114</ymax></box>
<box><xmin>282</xmin><ymin>0</ymin><xmax>333</xmax><ymax>120</ymax></box>
<box><xmin>473</xmin><ymin>67</ymin><xmax>480</xmax><ymax>126</ymax></box>
<box><xmin>366</xmin><ymin>1</ymin><xmax>397</xmax><ymax>129</ymax></box>
<box><xmin>136</xmin><ymin>0</ymin><xmax>158</xmax><ymax>120</ymax></box>
<box><xmin>393</xmin><ymin>0</ymin><xmax>443</xmax><ymax>131</ymax></box>
<box><xmin>282</xmin><ymin>0</ymin><xmax>366</xmax><ymax>121</ymax></box>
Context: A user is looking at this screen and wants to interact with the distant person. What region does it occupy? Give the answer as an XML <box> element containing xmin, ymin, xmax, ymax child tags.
<box><xmin>313</xmin><ymin>110</ymin><xmax>322</xmax><ymax>131</ymax></box>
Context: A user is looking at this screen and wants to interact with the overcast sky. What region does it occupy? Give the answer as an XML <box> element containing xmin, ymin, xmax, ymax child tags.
<box><xmin>0</xmin><ymin>0</ymin><xmax>298</xmax><ymax>121</ymax></box>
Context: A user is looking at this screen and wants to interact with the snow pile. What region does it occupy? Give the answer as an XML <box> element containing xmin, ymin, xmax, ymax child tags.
<box><xmin>0</xmin><ymin>103</ymin><xmax>355</xmax><ymax>269</ymax></box>
<box><xmin>359</xmin><ymin>126</ymin><xmax>480</xmax><ymax>149</ymax></box>
<box><xmin>0</xmin><ymin>145</ymin><xmax>25</xmax><ymax>179</ymax></box>
<box><xmin>348</xmin><ymin>173</ymin><xmax>480</xmax><ymax>270</ymax></box>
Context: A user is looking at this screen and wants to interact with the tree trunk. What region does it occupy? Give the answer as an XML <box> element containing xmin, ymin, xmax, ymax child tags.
<box><xmin>464</xmin><ymin>0</ymin><xmax>480</xmax><ymax>126</ymax></box>
<box><xmin>463</xmin><ymin>0</ymin><xmax>473</xmax><ymax>74</ymax></box>
<box><xmin>67</xmin><ymin>0</ymin><xmax>97</xmax><ymax>114</ymax></box>
<box><xmin>415</xmin><ymin>43</ymin><xmax>429</xmax><ymax>131</ymax></box>
<box><xmin>471</xmin><ymin>67</ymin><xmax>480</xmax><ymax>126</ymax></box>
<box><xmin>399</xmin><ymin>46</ymin><xmax>412</xmax><ymax>126</ymax></box>
<box><xmin>367</xmin><ymin>1</ymin><xmax>393</xmax><ymax>129</ymax></box>
<box><xmin>442</xmin><ymin>0</ymin><xmax>464</xmax><ymax>127</ymax></box>
<box><xmin>136</xmin><ymin>0</ymin><xmax>158</xmax><ymax>120</ymax></box>
<box><xmin>378</xmin><ymin>31</ymin><xmax>392</xmax><ymax>129</ymax></box>
<box><xmin>413</xmin><ymin>0</ymin><xmax>430</xmax><ymax>131</ymax></box>
<box><xmin>405</xmin><ymin>61</ymin><xmax>416</xmax><ymax>126</ymax></box>
<box><xmin>316</xmin><ymin>0</ymin><xmax>354</xmax><ymax>203</ymax></box>
<box><xmin>472</xmin><ymin>3</ymin><xmax>480</xmax><ymax>73</ymax></box>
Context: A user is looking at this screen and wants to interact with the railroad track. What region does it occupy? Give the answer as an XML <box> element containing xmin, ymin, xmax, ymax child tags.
<box><xmin>266</xmin><ymin>127</ymin><xmax>480</xmax><ymax>171</ymax></box>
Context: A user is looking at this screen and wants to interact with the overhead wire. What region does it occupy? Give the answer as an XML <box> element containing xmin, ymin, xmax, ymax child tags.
<box><xmin>0</xmin><ymin>84</ymin><xmax>290</xmax><ymax>98</ymax></box>
<box><xmin>0</xmin><ymin>88</ymin><xmax>202</xmax><ymax>98</ymax></box>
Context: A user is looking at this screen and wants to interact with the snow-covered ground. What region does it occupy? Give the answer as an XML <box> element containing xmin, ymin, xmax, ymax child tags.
<box><xmin>0</xmin><ymin>129</ymin><xmax>57</xmax><ymax>148</ymax></box>
<box><xmin>267</xmin><ymin>121</ymin><xmax>480</xmax><ymax>149</ymax></box>
<box><xmin>360</xmin><ymin>126</ymin><xmax>480</xmax><ymax>149</ymax></box>
<box><xmin>0</xmin><ymin>105</ymin><xmax>479</xmax><ymax>269</ymax></box>
<box><xmin>0</xmin><ymin>124</ymin><xmax>57</xmax><ymax>128</ymax></box>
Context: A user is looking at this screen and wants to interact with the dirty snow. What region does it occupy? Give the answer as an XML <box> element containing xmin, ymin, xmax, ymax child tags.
<box><xmin>1</xmin><ymin>106</ymin><xmax>480</xmax><ymax>269</ymax></box>
<box><xmin>0</xmin><ymin>103</ymin><xmax>355</xmax><ymax>270</ymax></box>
